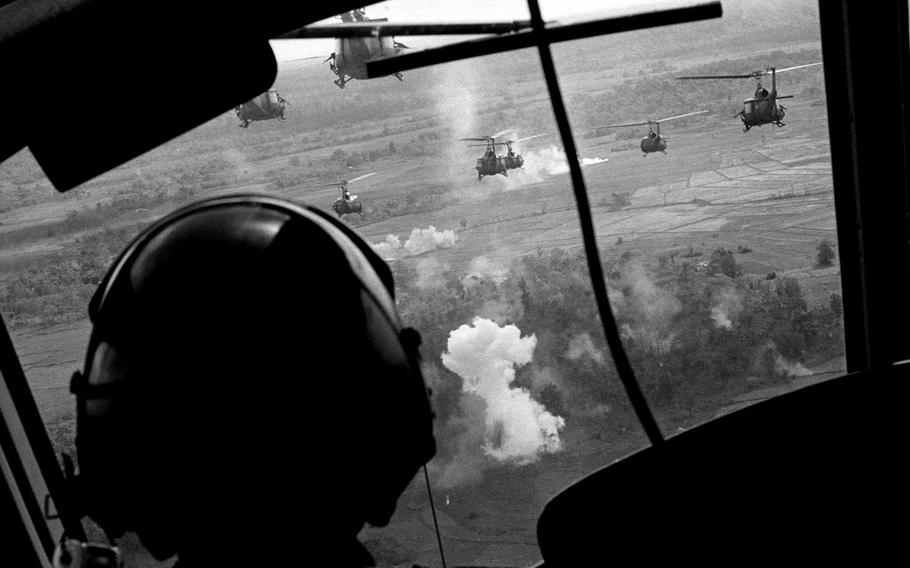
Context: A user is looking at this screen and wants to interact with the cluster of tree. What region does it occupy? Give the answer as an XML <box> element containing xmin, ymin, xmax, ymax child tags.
<box><xmin>326</xmin><ymin>140</ymin><xmax>400</xmax><ymax>172</ymax></box>
<box><xmin>347</xmin><ymin>185</ymin><xmax>452</xmax><ymax>226</ymax></box>
<box><xmin>0</xmin><ymin>225</ymin><xmax>139</xmax><ymax>328</ymax></box>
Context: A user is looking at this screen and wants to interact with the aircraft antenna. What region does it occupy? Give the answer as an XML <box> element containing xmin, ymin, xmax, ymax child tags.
<box><xmin>423</xmin><ymin>464</ymin><xmax>448</xmax><ymax>568</ymax></box>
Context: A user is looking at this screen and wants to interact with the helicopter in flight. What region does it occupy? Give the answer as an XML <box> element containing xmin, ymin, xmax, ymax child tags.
<box><xmin>677</xmin><ymin>63</ymin><xmax>822</xmax><ymax>132</ymax></box>
<box><xmin>235</xmin><ymin>89</ymin><xmax>289</xmax><ymax>128</ymax></box>
<box><xmin>277</xmin><ymin>11</ymin><xmax>535</xmax><ymax>90</ymax></box>
<box><xmin>461</xmin><ymin>132</ymin><xmax>545</xmax><ymax>180</ymax></box>
<box><xmin>321</xmin><ymin>8</ymin><xmax>409</xmax><ymax>89</ymax></box>
<box><xmin>599</xmin><ymin>110</ymin><xmax>708</xmax><ymax>156</ymax></box>
<box><xmin>300</xmin><ymin>172</ymin><xmax>376</xmax><ymax>218</ymax></box>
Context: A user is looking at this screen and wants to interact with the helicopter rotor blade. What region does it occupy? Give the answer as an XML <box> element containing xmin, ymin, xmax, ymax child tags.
<box><xmin>492</xmin><ymin>129</ymin><xmax>512</xmax><ymax>139</ymax></box>
<box><xmin>776</xmin><ymin>95</ymin><xmax>795</xmax><ymax>100</ymax></box>
<box><xmin>299</xmin><ymin>182</ymin><xmax>343</xmax><ymax>190</ymax></box>
<box><xmin>655</xmin><ymin>109</ymin><xmax>709</xmax><ymax>123</ymax></box>
<box><xmin>515</xmin><ymin>133</ymin><xmax>546</xmax><ymax>143</ymax></box>
<box><xmin>459</xmin><ymin>137</ymin><xmax>493</xmax><ymax>142</ymax></box>
<box><xmin>773</xmin><ymin>62</ymin><xmax>823</xmax><ymax>74</ymax></box>
<box><xmin>347</xmin><ymin>172</ymin><xmax>377</xmax><ymax>183</ymax></box>
<box><xmin>677</xmin><ymin>73</ymin><xmax>756</xmax><ymax>80</ymax></box>
<box><xmin>595</xmin><ymin>121</ymin><xmax>653</xmax><ymax>129</ymax></box>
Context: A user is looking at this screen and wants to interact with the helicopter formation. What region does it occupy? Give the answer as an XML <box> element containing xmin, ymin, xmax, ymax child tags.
<box><xmin>241</xmin><ymin>43</ymin><xmax>821</xmax><ymax>217</ymax></box>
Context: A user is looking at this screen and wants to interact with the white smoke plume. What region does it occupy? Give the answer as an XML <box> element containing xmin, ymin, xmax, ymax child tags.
<box><xmin>519</xmin><ymin>145</ymin><xmax>608</xmax><ymax>179</ymax></box>
<box><xmin>370</xmin><ymin>234</ymin><xmax>402</xmax><ymax>261</ymax></box>
<box><xmin>613</xmin><ymin>263</ymin><xmax>681</xmax><ymax>353</ymax></box>
<box><xmin>479</xmin><ymin>142</ymin><xmax>608</xmax><ymax>191</ymax></box>
<box><xmin>462</xmin><ymin>255</ymin><xmax>510</xmax><ymax>287</ymax></box>
<box><xmin>566</xmin><ymin>333</ymin><xmax>605</xmax><ymax>364</ymax></box>
<box><xmin>775</xmin><ymin>353</ymin><xmax>812</xmax><ymax>377</ymax></box>
<box><xmin>432</xmin><ymin>61</ymin><xmax>482</xmax><ymax>183</ymax></box>
<box><xmin>370</xmin><ymin>226</ymin><xmax>457</xmax><ymax>260</ymax></box>
<box><xmin>404</xmin><ymin>226</ymin><xmax>457</xmax><ymax>256</ymax></box>
<box><xmin>755</xmin><ymin>342</ymin><xmax>813</xmax><ymax>379</ymax></box>
<box><xmin>441</xmin><ymin>318</ymin><xmax>565</xmax><ymax>465</ymax></box>
<box><xmin>414</xmin><ymin>256</ymin><xmax>450</xmax><ymax>289</ymax></box>
<box><xmin>710</xmin><ymin>287</ymin><xmax>743</xmax><ymax>329</ymax></box>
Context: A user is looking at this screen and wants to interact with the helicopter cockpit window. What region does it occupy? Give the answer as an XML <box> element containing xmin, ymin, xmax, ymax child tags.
<box><xmin>2</xmin><ymin>0</ymin><xmax>843</xmax><ymax>566</ymax></box>
<box><xmin>547</xmin><ymin>0</ymin><xmax>840</xmax><ymax>437</ymax></box>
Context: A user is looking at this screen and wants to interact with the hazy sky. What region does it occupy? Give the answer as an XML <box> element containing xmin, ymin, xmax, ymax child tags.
<box><xmin>270</xmin><ymin>0</ymin><xmax>695</xmax><ymax>62</ymax></box>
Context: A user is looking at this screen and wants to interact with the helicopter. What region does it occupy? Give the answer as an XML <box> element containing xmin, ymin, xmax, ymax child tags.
<box><xmin>460</xmin><ymin>132</ymin><xmax>545</xmax><ymax>181</ymax></box>
<box><xmin>599</xmin><ymin>110</ymin><xmax>708</xmax><ymax>156</ymax></box>
<box><xmin>235</xmin><ymin>88</ymin><xmax>289</xmax><ymax>128</ymax></box>
<box><xmin>276</xmin><ymin>12</ymin><xmax>535</xmax><ymax>90</ymax></box>
<box><xmin>677</xmin><ymin>63</ymin><xmax>822</xmax><ymax>132</ymax></box>
<box><xmin>322</xmin><ymin>8</ymin><xmax>409</xmax><ymax>89</ymax></box>
<box><xmin>300</xmin><ymin>172</ymin><xmax>376</xmax><ymax>218</ymax></box>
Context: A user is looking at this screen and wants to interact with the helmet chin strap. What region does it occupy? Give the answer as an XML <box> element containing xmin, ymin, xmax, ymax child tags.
<box><xmin>52</xmin><ymin>453</ymin><xmax>123</xmax><ymax>568</ymax></box>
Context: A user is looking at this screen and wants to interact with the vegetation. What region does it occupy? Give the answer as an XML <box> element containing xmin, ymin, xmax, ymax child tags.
<box><xmin>0</xmin><ymin>225</ymin><xmax>138</xmax><ymax>328</ymax></box>
<box><xmin>816</xmin><ymin>238</ymin><xmax>836</xmax><ymax>267</ymax></box>
<box><xmin>391</xmin><ymin>245</ymin><xmax>843</xmax><ymax>452</ymax></box>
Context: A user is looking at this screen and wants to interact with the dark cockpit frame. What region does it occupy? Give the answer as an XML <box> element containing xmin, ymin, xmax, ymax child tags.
<box><xmin>2</xmin><ymin>1</ymin><xmax>908</xmax><ymax>566</ymax></box>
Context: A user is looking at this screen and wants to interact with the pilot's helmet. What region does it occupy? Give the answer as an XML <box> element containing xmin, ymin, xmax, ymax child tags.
<box><xmin>70</xmin><ymin>195</ymin><xmax>435</xmax><ymax>560</ymax></box>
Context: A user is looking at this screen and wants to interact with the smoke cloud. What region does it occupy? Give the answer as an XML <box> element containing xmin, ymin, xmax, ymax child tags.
<box><xmin>775</xmin><ymin>353</ymin><xmax>812</xmax><ymax>377</ymax></box>
<box><xmin>613</xmin><ymin>263</ymin><xmax>681</xmax><ymax>353</ymax></box>
<box><xmin>414</xmin><ymin>256</ymin><xmax>450</xmax><ymax>289</ymax></box>
<box><xmin>462</xmin><ymin>255</ymin><xmax>510</xmax><ymax>286</ymax></box>
<box><xmin>370</xmin><ymin>226</ymin><xmax>457</xmax><ymax>260</ymax></box>
<box><xmin>519</xmin><ymin>145</ymin><xmax>608</xmax><ymax>180</ymax></box>
<box><xmin>710</xmin><ymin>287</ymin><xmax>743</xmax><ymax>329</ymax></box>
<box><xmin>755</xmin><ymin>342</ymin><xmax>813</xmax><ymax>379</ymax></box>
<box><xmin>566</xmin><ymin>333</ymin><xmax>605</xmax><ymax>364</ymax></box>
<box><xmin>441</xmin><ymin>318</ymin><xmax>565</xmax><ymax>467</ymax></box>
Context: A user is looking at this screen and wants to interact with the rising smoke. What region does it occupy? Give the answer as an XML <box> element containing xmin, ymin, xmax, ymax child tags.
<box><xmin>370</xmin><ymin>226</ymin><xmax>457</xmax><ymax>260</ymax></box>
<box><xmin>710</xmin><ymin>286</ymin><xmax>743</xmax><ymax>329</ymax></box>
<box><xmin>462</xmin><ymin>255</ymin><xmax>510</xmax><ymax>287</ymax></box>
<box><xmin>436</xmin><ymin>318</ymin><xmax>565</xmax><ymax>488</ymax></box>
<box><xmin>566</xmin><ymin>332</ymin><xmax>605</xmax><ymax>364</ymax></box>
<box><xmin>612</xmin><ymin>263</ymin><xmax>681</xmax><ymax>353</ymax></box>
<box><xmin>485</xmin><ymin>143</ymin><xmax>610</xmax><ymax>191</ymax></box>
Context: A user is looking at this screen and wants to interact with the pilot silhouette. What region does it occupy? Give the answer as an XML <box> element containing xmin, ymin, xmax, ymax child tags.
<box><xmin>64</xmin><ymin>195</ymin><xmax>436</xmax><ymax>567</ymax></box>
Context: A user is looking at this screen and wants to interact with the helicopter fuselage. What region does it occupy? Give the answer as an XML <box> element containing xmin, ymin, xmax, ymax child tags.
<box><xmin>235</xmin><ymin>90</ymin><xmax>286</xmax><ymax>127</ymax></box>
<box><xmin>333</xmin><ymin>197</ymin><xmax>363</xmax><ymax>217</ymax></box>
<box><xmin>476</xmin><ymin>155</ymin><xmax>510</xmax><ymax>180</ymax></box>
<box><xmin>334</xmin><ymin>35</ymin><xmax>402</xmax><ymax>80</ymax></box>
<box><xmin>640</xmin><ymin>134</ymin><xmax>668</xmax><ymax>154</ymax></box>
<box><xmin>740</xmin><ymin>94</ymin><xmax>786</xmax><ymax>130</ymax></box>
<box><xmin>329</xmin><ymin>16</ymin><xmax>406</xmax><ymax>88</ymax></box>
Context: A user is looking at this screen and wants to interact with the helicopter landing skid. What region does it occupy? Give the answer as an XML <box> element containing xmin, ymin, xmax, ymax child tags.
<box><xmin>392</xmin><ymin>72</ymin><xmax>404</xmax><ymax>81</ymax></box>
<box><xmin>334</xmin><ymin>78</ymin><xmax>347</xmax><ymax>89</ymax></box>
